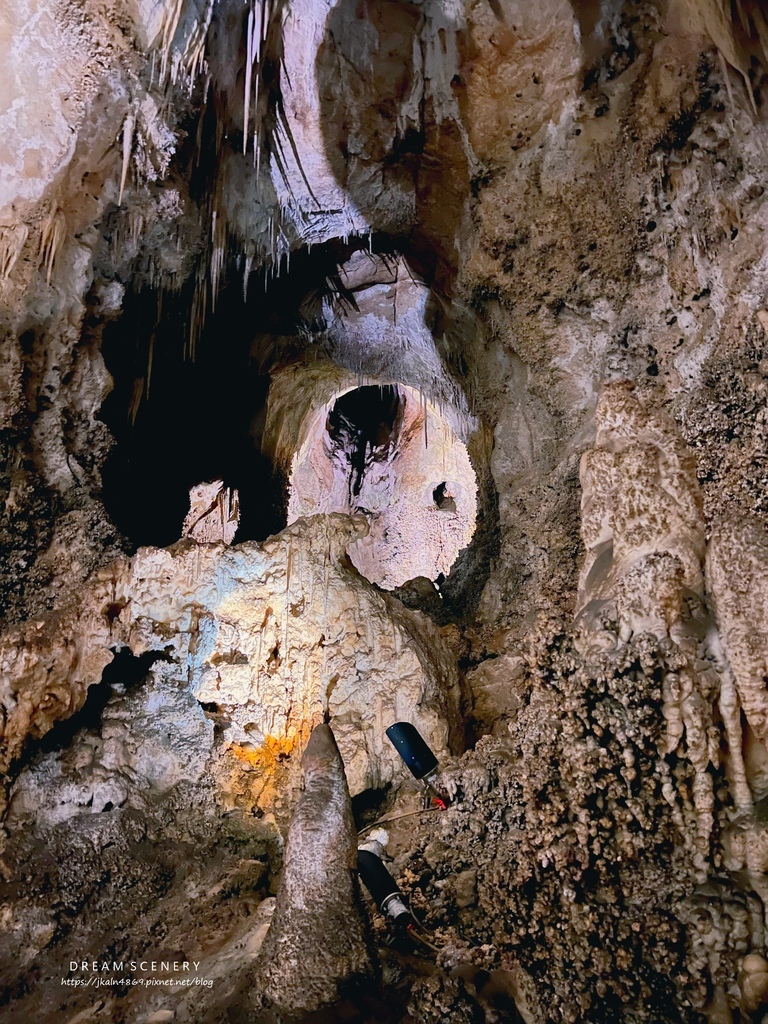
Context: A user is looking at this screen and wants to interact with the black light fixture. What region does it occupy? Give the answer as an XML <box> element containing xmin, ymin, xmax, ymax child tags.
<box><xmin>357</xmin><ymin>849</ymin><xmax>411</xmax><ymax>927</ymax></box>
<box><xmin>385</xmin><ymin>722</ymin><xmax>449</xmax><ymax>807</ymax></box>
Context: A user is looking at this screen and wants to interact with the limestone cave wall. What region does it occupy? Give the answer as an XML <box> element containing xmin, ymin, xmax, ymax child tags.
<box><xmin>2</xmin><ymin>2</ymin><xmax>768</xmax><ymax>1022</ymax></box>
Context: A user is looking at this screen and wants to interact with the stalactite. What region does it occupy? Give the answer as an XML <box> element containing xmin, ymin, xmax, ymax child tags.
<box><xmin>244</xmin><ymin>8</ymin><xmax>255</xmax><ymax>149</ymax></box>
<box><xmin>119</xmin><ymin>112</ymin><xmax>135</xmax><ymax>207</ymax></box>
<box><xmin>158</xmin><ymin>0</ymin><xmax>185</xmax><ymax>86</ymax></box>
<box><xmin>243</xmin><ymin>1</ymin><xmax>265</xmax><ymax>155</ymax></box>
<box><xmin>0</xmin><ymin>224</ymin><xmax>29</xmax><ymax>281</ymax></box>
<box><xmin>209</xmin><ymin>209</ymin><xmax>226</xmax><ymax>309</ymax></box>
<box><xmin>184</xmin><ymin>0</ymin><xmax>214</xmax><ymax>85</ymax></box>
<box><xmin>146</xmin><ymin>333</ymin><xmax>154</xmax><ymax>400</ymax></box>
<box><xmin>188</xmin><ymin>259</ymin><xmax>208</xmax><ymax>361</ymax></box>
<box><xmin>671</xmin><ymin>0</ymin><xmax>768</xmax><ymax>114</ymax></box>
<box><xmin>243</xmin><ymin>253</ymin><xmax>253</xmax><ymax>301</ymax></box>
<box><xmin>128</xmin><ymin>210</ymin><xmax>143</xmax><ymax>246</ymax></box>
<box><xmin>128</xmin><ymin>375</ymin><xmax>144</xmax><ymax>427</ymax></box>
<box><xmin>38</xmin><ymin>206</ymin><xmax>66</xmax><ymax>285</ymax></box>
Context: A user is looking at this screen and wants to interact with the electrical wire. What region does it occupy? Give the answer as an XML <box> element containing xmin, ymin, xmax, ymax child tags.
<box><xmin>357</xmin><ymin>806</ymin><xmax>441</xmax><ymax>836</ymax></box>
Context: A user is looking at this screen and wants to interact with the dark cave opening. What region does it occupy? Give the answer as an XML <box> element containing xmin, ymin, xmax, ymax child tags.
<box><xmin>21</xmin><ymin>648</ymin><xmax>170</xmax><ymax>766</ymax></box>
<box><xmin>352</xmin><ymin>783</ymin><xmax>393</xmax><ymax>831</ymax></box>
<box><xmin>99</xmin><ymin>279</ymin><xmax>282</xmax><ymax>549</ymax></box>
<box><xmin>433</xmin><ymin>481</ymin><xmax>457</xmax><ymax>512</ymax></box>
<box><xmin>326</xmin><ymin>385</ymin><xmax>402</xmax><ymax>500</ymax></box>
<box><xmin>96</xmin><ymin>227</ymin><xmax>390</xmax><ymax>550</ymax></box>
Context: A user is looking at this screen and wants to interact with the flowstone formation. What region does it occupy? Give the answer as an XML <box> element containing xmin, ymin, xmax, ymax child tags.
<box><xmin>4</xmin><ymin>1</ymin><xmax>768</xmax><ymax>1023</ymax></box>
<box><xmin>0</xmin><ymin>513</ymin><xmax>461</xmax><ymax>804</ymax></box>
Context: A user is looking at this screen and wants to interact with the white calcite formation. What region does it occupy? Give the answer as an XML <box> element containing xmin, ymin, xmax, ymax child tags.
<box><xmin>577</xmin><ymin>383</ymin><xmax>768</xmax><ymax>875</ymax></box>
<box><xmin>0</xmin><ymin>514</ymin><xmax>461</xmax><ymax>799</ymax></box>
<box><xmin>288</xmin><ymin>383</ymin><xmax>477</xmax><ymax>589</ymax></box>
<box><xmin>326</xmin><ymin>251</ymin><xmax>466</xmax><ymax>397</ymax></box>
<box><xmin>577</xmin><ymin>379</ymin><xmax>706</xmax><ymax>640</ymax></box>
<box><xmin>276</xmin><ymin>0</ymin><xmax>466</xmax><ymax>248</ymax></box>
<box><xmin>274</xmin><ymin>251</ymin><xmax>478</xmax><ymax>589</ymax></box>
<box><xmin>6</xmin><ymin>667</ymin><xmax>215</xmax><ymax>827</ymax></box>
<box><xmin>275</xmin><ymin>0</ymin><xmax>370</xmax><ymax>246</ymax></box>
<box><xmin>0</xmin><ymin>0</ymin><xmax>94</xmax><ymax>215</ymax></box>
<box><xmin>575</xmin><ymin>380</ymin><xmax>768</xmax><ymax>877</ymax></box>
<box><xmin>182</xmin><ymin>479</ymin><xmax>240</xmax><ymax>544</ymax></box>
<box><xmin>707</xmin><ymin>515</ymin><xmax>768</xmax><ymax>810</ymax></box>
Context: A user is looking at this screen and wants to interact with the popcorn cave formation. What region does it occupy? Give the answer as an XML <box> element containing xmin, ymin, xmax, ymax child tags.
<box><xmin>4</xmin><ymin>3</ymin><xmax>768</xmax><ymax>1024</ymax></box>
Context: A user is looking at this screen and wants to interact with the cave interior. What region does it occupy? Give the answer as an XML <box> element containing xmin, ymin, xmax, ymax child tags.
<box><xmin>3</xmin><ymin>2</ymin><xmax>768</xmax><ymax>1023</ymax></box>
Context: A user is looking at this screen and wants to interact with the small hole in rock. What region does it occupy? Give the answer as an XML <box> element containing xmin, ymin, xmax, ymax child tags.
<box><xmin>352</xmin><ymin>784</ymin><xmax>392</xmax><ymax>831</ymax></box>
<box><xmin>433</xmin><ymin>482</ymin><xmax>457</xmax><ymax>511</ymax></box>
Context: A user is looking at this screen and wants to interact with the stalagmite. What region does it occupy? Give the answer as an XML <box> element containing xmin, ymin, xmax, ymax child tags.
<box><xmin>251</xmin><ymin>723</ymin><xmax>375</xmax><ymax>1014</ymax></box>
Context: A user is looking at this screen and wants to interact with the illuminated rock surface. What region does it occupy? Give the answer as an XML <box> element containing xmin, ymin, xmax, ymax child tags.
<box><xmin>3</xmin><ymin>2</ymin><xmax>768</xmax><ymax>1023</ymax></box>
<box><xmin>0</xmin><ymin>514</ymin><xmax>460</xmax><ymax>800</ymax></box>
<box><xmin>287</xmin><ymin>382</ymin><xmax>477</xmax><ymax>589</ymax></box>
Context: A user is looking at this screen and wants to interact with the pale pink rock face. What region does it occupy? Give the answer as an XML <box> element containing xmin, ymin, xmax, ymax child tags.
<box><xmin>287</xmin><ymin>383</ymin><xmax>477</xmax><ymax>589</ymax></box>
<box><xmin>0</xmin><ymin>1</ymin><xmax>86</xmax><ymax>214</ymax></box>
